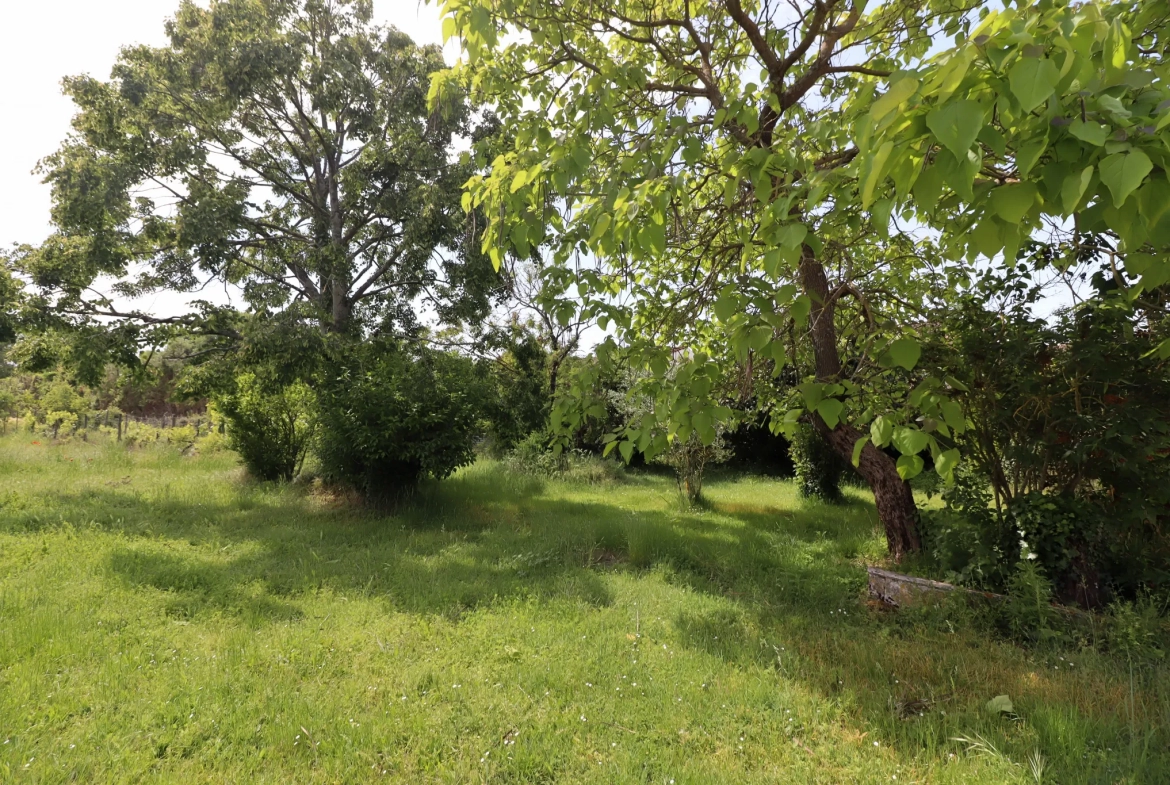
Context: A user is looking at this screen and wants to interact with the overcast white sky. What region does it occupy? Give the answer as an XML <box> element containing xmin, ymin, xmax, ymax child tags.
<box><xmin>0</xmin><ymin>0</ymin><xmax>446</xmax><ymax>251</ymax></box>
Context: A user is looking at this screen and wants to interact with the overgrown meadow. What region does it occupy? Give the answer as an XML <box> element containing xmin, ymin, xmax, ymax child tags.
<box><xmin>1</xmin><ymin>434</ymin><xmax>1165</xmax><ymax>783</ymax></box>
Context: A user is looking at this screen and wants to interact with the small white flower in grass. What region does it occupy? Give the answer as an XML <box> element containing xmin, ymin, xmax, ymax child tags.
<box><xmin>874</xmin><ymin>741</ymin><xmax>880</xmax><ymax>746</ymax></box>
<box><xmin>580</xmin><ymin>715</ymin><xmax>587</xmax><ymax>722</ymax></box>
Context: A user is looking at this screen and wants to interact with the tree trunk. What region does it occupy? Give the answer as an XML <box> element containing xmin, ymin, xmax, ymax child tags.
<box><xmin>798</xmin><ymin>247</ymin><xmax>921</xmax><ymax>560</ymax></box>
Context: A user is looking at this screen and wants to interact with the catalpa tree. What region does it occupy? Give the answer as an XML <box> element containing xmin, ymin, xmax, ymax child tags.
<box><xmin>433</xmin><ymin>0</ymin><xmax>983</xmax><ymax>558</ymax></box>
<box><xmin>436</xmin><ymin>0</ymin><xmax>1167</xmax><ymax>559</ymax></box>
<box><xmin>857</xmin><ymin>0</ymin><xmax>1169</xmax><ymax>320</ymax></box>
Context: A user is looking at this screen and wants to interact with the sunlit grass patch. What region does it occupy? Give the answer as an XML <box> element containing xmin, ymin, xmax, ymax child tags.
<box><xmin>0</xmin><ymin>434</ymin><xmax>1165</xmax><ymax>782</ymax></box>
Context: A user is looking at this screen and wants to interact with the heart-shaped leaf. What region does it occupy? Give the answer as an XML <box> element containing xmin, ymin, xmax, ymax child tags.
<box><xmin>1008</xmin><ymin>57</ymin><xmax>1059</xmax><ymax>113</ymax></box>
<box><xmin>926</xmin><ymin>101</ymin><xmax>984</xmax><ymax>159</ymax></box>
<box><xmin>1099</xmin><ymin>151</ymin><xmax>1153</xmax><ymax>208</ymax></box>
<box><xmin>1060</xmin><ymin>166</ymin><xmax>1094</xmax><ymax>214</ymax></box>
<box><xmin>892</xmin><ymin>426</ymin><xmax>929</xmax><ymax>456</ymax></box>
<box><xmin>871</xmin><ymin>415</ymin><xmax>894</xmax><ymax>447</ymax></box>
<box><xmin>989</xmin><ymin>183</ymin><xmax>1038</xmax><ymax>223</ymax></box>
<box><xmin>934</xmin><ymin>448</ymin><xmax>961</xmax><ymax>478</ymax></box>
<box><xmin>1069</xmin><ymin>119</ymin><xmax>1109</xmax><ymax>146</ymax></box>
<box><xmin>985</xmin><ymin>694</ymin><xmax>1014</xmax><ymax>715</ymax></box>
<box><xmin>888</xmin><ymin>337</ymin><xmax>922</xmax><ymax>370</ymax></box>
<box><xmin>896</xmin><ymin>454</ymin><xmax>925</xmax><ymax>480</ymax></box>
<box><xmin>816</xmin><ymin>398</ymin><xmax>844</xmax><ymax>429</ymax></box>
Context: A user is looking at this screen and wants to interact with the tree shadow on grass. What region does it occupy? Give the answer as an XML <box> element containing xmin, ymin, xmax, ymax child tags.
<box><xmin>5</xmin><ymin>462</ymin><xmax>1166</xmax><ymax>782</ymax></box>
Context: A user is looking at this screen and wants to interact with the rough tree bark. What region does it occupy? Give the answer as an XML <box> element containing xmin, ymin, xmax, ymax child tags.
<box><xmin>798</xmin><ymin>247</ymin><xmax>921</xmax><ymax>560</ymax></box>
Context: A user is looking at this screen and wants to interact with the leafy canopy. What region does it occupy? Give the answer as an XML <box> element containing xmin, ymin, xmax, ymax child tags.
<box><xmin>19</xmin><ymin>0</ymin><xmax>499</xmax><ymax>367</ymax></box>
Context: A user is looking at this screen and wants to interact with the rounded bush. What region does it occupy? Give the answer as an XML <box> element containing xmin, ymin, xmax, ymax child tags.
<box><xmin>315</xmin><ymin>343</ymin><xmax>487</xmax><ymax>496</ymax></box>
<box><xmin>216</xmin><ymin>374</ymin><xmax>316</xmax><ymax>482</ymax></box>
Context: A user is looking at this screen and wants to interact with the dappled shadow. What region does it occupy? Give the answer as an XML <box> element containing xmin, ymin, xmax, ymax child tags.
<box><xmin>2</xmin><ymin>458</ymin><xmax>1164</xmax><ymax>782</ymax></box>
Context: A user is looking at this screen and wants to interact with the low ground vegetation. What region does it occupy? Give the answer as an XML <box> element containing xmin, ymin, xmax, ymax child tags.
<box><xmin>1</xmin><ymin>434</ymin><xmax>1166</xmax><ymax>783</ymax></box>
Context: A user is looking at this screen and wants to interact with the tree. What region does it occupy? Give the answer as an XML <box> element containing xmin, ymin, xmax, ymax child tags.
<box><xmin>18</xmin><ymin>0</ymin><xmax>499</xmax><ymax>360</ymax></box>
<box><xmin>435</xmin><ymin>0</ymin><xmax>979</xmax><ymax>558</ymax></box>
<box><xmin>857</xmin><ymin>1</ymin><xmax>1169</xmax><ymax>327</ymax></box>
<box><xmin>0</xmin><ymin>259</ymin><xmax>21</xmax><ymax>348</ymax></box>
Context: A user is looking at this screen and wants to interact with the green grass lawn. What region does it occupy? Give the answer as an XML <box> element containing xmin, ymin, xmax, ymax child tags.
<box><xmin>0</xmin><ymin>435</ymin><xmax>1165</xmax><ymax>783</ymax></box>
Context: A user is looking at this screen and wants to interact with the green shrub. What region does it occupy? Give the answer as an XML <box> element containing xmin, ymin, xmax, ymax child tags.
<box><xmin>216</xmin><ymin>374</ymin><xmax>316</xmax><ymax>482</ymax></box>
<box><xmin>44</xmin><ymin>410</ymin><xmax>78</xmax><ymax>439</ymax></box>
<box><xmin>506</xmin><ymin>432</ymin><xmax>567</xmax><ymax>476</ymax></box>
<box><xmin>484</xmin><ymin>333</ymin><xmax>550</xmax><ymax>455</ymax></box>
<box><xmin>1105</xmin><ymin>596</ymin><xmax>1167</xmax><ymax>661</ymax></box>
<box><xmin>789</xmin><ymin>423</ymin><xmax>843</xmax><ymax>503</ymax></box>
<box><xmin>923</xmin><ymin>269</ymin><xmax>1170</xmax><ymax>604</ymax></box>
<box><xmin>656</xmin><ymin>430</ymin><xmax>728</xmax><ymax>506</ymax></box>
<box><xmin>315</xmin><ymin>343</ymin><xmax>487</xmax><ymax>496</ymax></box>
<box><xmin>919</xmin><ymin>468</ymin><xmax>1018</xmax><ymax>591</ymax></box>
<box><xmin>506</xmin><ymin>432</ymin><xmax>625</xmax><ymax>485</ymax></box>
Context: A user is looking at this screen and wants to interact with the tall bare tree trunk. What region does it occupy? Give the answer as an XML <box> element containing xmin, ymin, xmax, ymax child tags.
<box><xmin>798</xmin><ymin>247</ymin><xmax>921</xmax><ymax>560</ymax></box>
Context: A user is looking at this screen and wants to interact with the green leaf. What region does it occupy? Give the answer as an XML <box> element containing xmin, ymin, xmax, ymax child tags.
<box><xmin>713</xmin><ymin>293</ymin><xmax>739</xmax><ymax>322</ymax></box>
<box><xmin>799</xmin><ymin>382</ymin><xmax>825</xmax><ymax>410</ymax></box>
<box><xmin>589</xmin><ymin>213</ymin><xmax>613</xmax><ymax>243</ymax></box>
<box><xmin>934</xmin><ymin>448</ymin><xmax>960</xmax><ymax>478</ymax></box>
<box><xmin>861</xmin><ymin>141</ymin><xmax>894</xmax><ymax>208</ymax></box>
<box><xmin>618</xmin><ymin>440</ymin><xmax>634</xmax><ymax>463</ymax></box>
<box><xmin>747</xmin><ymin>325</ymin><xmax>772</xmax><ymax>351</ymax></box>
<box><xmin>989</xmin><ymin>183</ymin><xmax>1038</xmax><ymax>223</ymax></box>
<box><xmin>790</xmin><ymin>295</ymin><xmax>811</xmax><ymax>327</ymax></box>
<box><xmin>912</xmin><ymin>164</ymin><xmax>944</xmax><ymax>210</ymax></box>
<box><xmin>692</xmin><ymin>410</ymin><xmax>716</xmax><ymax>445</ymax></box>
<box><xmin>441</xmin><ymin>16</ymin><xmax>457</xmax><ymax>43</ymax></box>
<box><xmin>777</xmin><ymin>222</ymin><xmax>808</xmax><ymax>249</ymax></box>
<box><xmin>1097</xmin><ymin>93</ymin><xmax>1131</xmax><ymax>119</ymax></box>
<box><xmin>871</xmin><ymin>77</ymin><xmax>919</xmax><ymax>122</ymax></box>
<box><xmin>1015</xmin><ymin>137</ymin><xmax>1047</xmax><ymax>176</ymax></box>
<box><xmin>1146</xmin><ymin>338</ymin><xmax>1170</xmax><ymax>360</ymax></box>
<box><xmin>1099</xmin><ymin>151</ymin><xmax>1153</xmax><ymax>208</ymax></box>
<box><xmin>871</xmin><ymin>415</ymin><xmax>894</xmax><ymax>447</ymax></box>
<box><xmin>1008</xmin><ymin>57</ymin><xmax>1059</xmax><ymax>113</ymax></box>
<box><xmin>510</xmin><ymin>169</ymin><xmax>528</xmax><ymax>193</ymax></box>
<box><xmin>985</xmin><ymin>695</ymin><xmax>1014</xmax><ymax>715</ymax></box>
<box><xmin>1069</xmin><ymin>119</ymin><xmax>1109</xmax><ymax>147</ymax></box>
<box><xmin>940</xmin><ymin>400</ymin><xmax>965</xmax><ymax>433</ymax></box>
<box><xmin>896</xmin><ymin>454</ymin><xmax>924</xmax><ymax>480</ymax></box>
<box><xmin>926</xmin><ymin>100</ymin><xmax>984</xmax><ymax>159</ymax></box>
<box><xmin>892</xmin><ymin>426</ymin><xmax>928</xmax><ymax>455</ymax></box>
<box><xmin>1060</xmin><ymin>166</ymin><xmax>1093</xmax><ymax>214</ymax></box>
<box><xmin>888</xmin><ymin>337</ymin><xmax>921</xmax><ymax>370</ymax></box>
<box><xmin>816</xmin><ymin>398</ymin><xmax>844</xmax><ymax>430</ymax></box>
<box><xmin>852</xmin><ymin>435</ymin><xmax>869</xmax><ymax>468</ymax></box>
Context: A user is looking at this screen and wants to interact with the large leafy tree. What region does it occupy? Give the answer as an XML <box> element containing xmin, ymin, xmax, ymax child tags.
<box><xmin>434</xmin><ymin>0</ymin><xmax>982</xmax><ymax>558</ymax></box>
<box><xmin>18</xmin><ymin>0</ymin><xmax>498</xmax><ymax>364</ymax></box>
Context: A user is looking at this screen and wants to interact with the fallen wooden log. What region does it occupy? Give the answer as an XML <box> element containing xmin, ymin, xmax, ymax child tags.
<box><xmin>866</xmin><ymin>566</ymin><xmax>994</xmax><ymax>607</ymax></box>
<box><xmin>867</xmin><ymin>566</ymin><xmax>1090</xmax><ymax>621</ymax></box>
